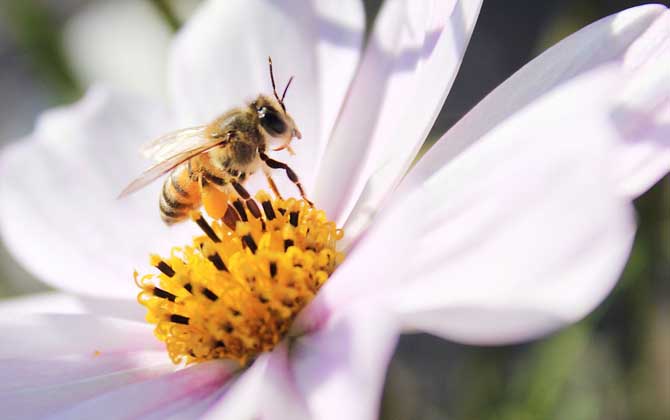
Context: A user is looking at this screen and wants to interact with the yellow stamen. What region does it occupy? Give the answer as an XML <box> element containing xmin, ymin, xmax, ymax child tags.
<box><xmin>136</xmin><ymin>190</ymin><xmax>344</xmax><ymax>365</ymax></box>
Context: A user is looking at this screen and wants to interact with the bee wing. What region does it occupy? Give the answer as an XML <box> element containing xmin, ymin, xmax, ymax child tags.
<box><xmin>140</xmin><ymin>126</ymin><xmax>209</xmax><ymax>162</ymax></box>
<box><xmin>119</xmin><ymin>142</ymin><xmax>223</xmax><ymax>199</ymax></box>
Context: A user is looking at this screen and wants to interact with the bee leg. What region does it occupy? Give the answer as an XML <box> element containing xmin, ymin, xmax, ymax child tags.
<box><xmin>231</xmin><ymin>181</ymin><xmax>263</xmax><ymax>220</ymax></box>
<box><xmin>259</xmin><ymin>152</ymin><xmax>313</xmax><ymax>207</ymax></box>
<box><xmin>263</xmin><ymin>169</ymin><xmax>284</xmax><ymax>200</ymax></box>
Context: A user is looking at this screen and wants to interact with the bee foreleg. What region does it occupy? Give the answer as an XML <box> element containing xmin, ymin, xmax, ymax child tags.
<box><xmin>258</xmin><ymin>152</ymin><xmax>313</xmax><ymax>207</ymax></box>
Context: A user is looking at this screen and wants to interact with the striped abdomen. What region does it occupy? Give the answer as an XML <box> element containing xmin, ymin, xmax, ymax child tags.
<box><xmin>160</xmin><ymin>164</ymin><xmax>202</xmax><ymax>224</ymax></box>
<box><xmin>160</xmin><ymin>154</ymin><xmax>252</xmax><ymax>225</ymax></box>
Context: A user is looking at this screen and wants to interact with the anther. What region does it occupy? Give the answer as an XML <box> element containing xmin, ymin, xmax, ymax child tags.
<box><xmin>202</xmin><ymin>288</ymin><xmax>219</xmax><ymax>301</ymax></box>
<box><xmin>207</xmin><ymin>253</ymin><xmax>228</xmax><ymax>271</ymax></box>
<box><xmin>155</xmin><ymin>260</ymin><xmax>176</xmax><ymax>277</ymax></box>
<box><xmin>261</xmin><ymin>201</ymin><xmax>276</xmax><ymax>220</ymax></box>
<box><xmin>289</xmin><ymin>211</ymin><xmax>299</xmax><ymax>227</ymax></box>
<box><xmin>232</xmin><ymin>200</ymin><xmax>248</xmax><ymax>222</ymax></box>
<box><xmin>284</xmin><ymin>239</ymin><xmax>294</xmax><ymax>250</ymax></box>
<box><xmin>242</xmin><ymin>234</ymin><xmax>258</xmax><ymax>253</ymax></box>
<box><xmin>194</xmin><ymin>213</ymin><xmax>220</xmax><ymax>243</ymax></box>
<box><xmin>153</xmin><ymin>287</ymin><xmax>177</xmax><ymax>302</ymax></box>
<box><xmin>170</xmin><ymin>314</ymin><xmax>190</xmax><ymax>325</ymax></box>
<box><xmin>269</xmin><ymin>261</ymin><xmax>277</xmax><ymax>278</ymax></box>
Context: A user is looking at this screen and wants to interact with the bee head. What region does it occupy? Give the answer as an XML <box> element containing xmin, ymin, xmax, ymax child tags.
<box><xmin>254</xmin><ymin>94</ymin><xmax>301</xmax><ymax>153</ymax></box>
<box><xmin>256</xmin><ymin>57</ymin><xmax>301</xmax><ymax>153</ymax></box>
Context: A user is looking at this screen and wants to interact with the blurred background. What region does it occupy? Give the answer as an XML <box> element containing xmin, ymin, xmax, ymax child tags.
<box><xmin>0</xmin><ymin>1</ymin><xmax>667</xmax><ymax>419</ymax></box>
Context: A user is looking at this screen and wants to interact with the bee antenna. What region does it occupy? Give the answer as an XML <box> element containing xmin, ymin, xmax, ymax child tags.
<box><xmin>280</xmin><ymin>76</ymin><xmax>294</xmax><ymax>104</ymax></box>
<box><xmin>268</xmin><ymin>56</ymin><xmax>281</xmax><ymax>104</ymax></box>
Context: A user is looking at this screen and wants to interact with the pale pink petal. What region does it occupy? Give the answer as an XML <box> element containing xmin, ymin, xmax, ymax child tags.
<box><xmin>609</xmin><ymin>27</ymin><xmax>670</xmax><ymax>197</ymax></box>
<box><xmin>0</xmin><ymin>314</ymin><xmax>161</xmax><ymax>358</ymax></box>
<box><xmin>204</xmin><ymin>344</ymin><xmax>311</xmax><ymax>420</ymax></box>
<box><xmin>201</xmin><ymin>355</ymin><xmax>268</xmax><ymax>420</ymax></box>
<box><xmin>0</xmin><ymin>351</ymin><xmax>170</xmax><ymax>393</ymax></box>
<box><xmin>208</xmin><ymin>307</ymin><xmax>398</xmax><ymax>420</ymax></box>
<box><xmin>0</xmin><ymin>314</ymin><xmax>236</xmax><ymax>419</ymax></box>
<box><xmin>0</xmin><ymin>314</ymin><xmax>237</xmax><ymax>418</ymax></box>
<box><xmin>0</xmin><ymin>292</ymin><xmax>145</xmax><ymax>321</ymax></box>
<box><xmin>314</xmin><ymin>0</ymin><xmax>483</xmax><ymax>226</ymax></box>
<box><xmin>168</xmin><ymin>0</ymin><xmax>364</xmax><ymax>194</ymax></box>
<box><xmin>313</xmin><ymin>66</ymin><xmax>637</xmax><ymax>344</ymax></box>
<box><xmin>0</xmin><ymin>292</ymin><xmax>88</xmax><ymax>316</ymax></box>
<box><xmin>50</xmin><ymin>360</ymin><xmax>234</xmax><ymax>420</ymax></box>
<box><xmin>259</xmin><ymin>344</ymin><xmax>311</xmax><ymax>420</ymax></box>
<box><xmin>0</xmin><ymin>87</ymin><xmax>198</xmax><ymax>299</ymax></box>
<box><xmin>292</xmin><ymin>305</ymin><xmax>399</xmax><ymax>420</ymax></box>
<box><xmin>0</xmin><ymin>351</ymin><xmax>173</xmax><ymax>419</ymax></box>
<box><xmin>389</xmin><ymin>66</ymin><xmax>637</xmax><ymax>343</ymax></box>
<box><xmin>402</xmin><ymin>5</ymin><xmax>669</xmax><ymax>193</ymax></box>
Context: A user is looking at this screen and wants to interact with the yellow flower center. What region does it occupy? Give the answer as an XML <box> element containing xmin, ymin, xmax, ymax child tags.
<box><xmin>135</xmin><ymin>190</ymin><xmax>344</xmax><ymax>365</ymax></box>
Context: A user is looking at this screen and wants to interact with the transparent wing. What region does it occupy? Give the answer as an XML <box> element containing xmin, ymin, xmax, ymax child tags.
<box><xmin>141</xmin><ymin>126</ymin><xmax>209</xmax><ymax>162</ymax></box>
<box><xmin>119</xmin><ymin>142</ymin><xmax>223</xmax><ymax>198</ymax></box>
<box><xmin>118</xmin><ymin>130</ymin><xmax>234</xmax><ymax>198</ymax></box>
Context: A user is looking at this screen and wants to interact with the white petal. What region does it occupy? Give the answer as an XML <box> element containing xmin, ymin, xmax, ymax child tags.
<box><xmin>0</xmin><ymin>292</ymin><xmax>88</xmax><ymax>316</ymax></box>
<box><xmin>64</xmin><ymin>0</ymin><xmax>173</xmax><ymax>100</ymax></box>
<box><xmin>0</xmin><ymin>314</ymin><xmax>161</xmax><ymax>358</ymax></box>
<box><xmin>204</xmin><ymin>344</ymin><xmax>310</xmax><ymax>420</ymax></box>
<box><xmin>314</xmin><ymin>0</ymin><xmax>483</xmax><ymax>226</ymax></box>
<box><xmin>50</xmin><ymin>360</ymin><xmax>234</xmax><ymax>420</ymax></box>
<box><xmin>0</xmin><ymin>87</ymin><xmax>198</xmax><ymax>298</ymax></box>
<box><xmin>168</xmin><ymin>0</ymin><xmax>364</xmax><ymax>194</ymax></box>
<box><xmin>0</xmin><ymin>314</ymin><xmax>236</xmax><ymax>419</ymax></box>
<box><xmin>208</xmin><ymin>307</ymin><xmax>398</xmax><ymax>420</ymax></box>
<box><xmin>308</xmin><ymin>66</ymin><xmax>638</xmax><ymax>345</ymax></box>
<box><xmin>312</xmin><ymin>0</ymin><xmax>366</xmax><ymax>155</ymax></box>
<box><xmin>402</xmin><ymin>4</ymin><xmax>669</xmax><ymax>192</ymax></box>
<box><xmin>0</xmin><ymin>292</ymin><xmax>145</xmax><ymax>321</ymax></box>
<box><xmin>201</xmin><ymin>356</ymin><xmax>266</xmax><ymax>420</ymax></box>
<box><xmin>609</xmin><ymin>19</ymin><xmax>670</xmax><ymax>197</ymax></box>
<box><xmin>0</xmin><ymin>350</ymin><xmax>170</xmax><ymax>393</ymax></box>
<box><xmin>386</xmin><ymin>66</ymin><xmax>637</xmax><ymax>343</ymax></box>
<box><xmin>0</xmin><ymin>311</ymin><xmax>236</xmax><ymax>419</ymax></box>
<box><xmin>0</xmin><ymin>350</ymin><xmax>173</xmax><ymax>419</ymax></box>
<box><xmin>292</xmin><ymin>305</ymin><xmax>399</xmax><ymax>420</ymax></box>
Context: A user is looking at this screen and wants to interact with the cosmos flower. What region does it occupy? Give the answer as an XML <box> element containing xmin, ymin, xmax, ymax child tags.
<box><xmin>1</xmin><ymin>1</ymin><xmax>669</xmax><ymax>419</ymax></box>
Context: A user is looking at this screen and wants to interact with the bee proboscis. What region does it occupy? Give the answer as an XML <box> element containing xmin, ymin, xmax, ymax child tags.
<box><xmin>119</xmin><ymin>57</ymin><xmax>312</xmax><ymax>225</ymax></box>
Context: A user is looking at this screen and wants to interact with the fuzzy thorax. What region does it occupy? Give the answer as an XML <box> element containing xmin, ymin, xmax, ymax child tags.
<box><xmin>136</xmin><ymin>190</ymin><xmax>344</xmax><ymax>365</ymax></box>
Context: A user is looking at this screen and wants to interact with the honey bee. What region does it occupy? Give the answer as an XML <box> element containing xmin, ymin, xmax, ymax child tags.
<box><xmin>119</xmin><ymin>57</ymin><xmax>311</xmax><ymax>225</ymax></box>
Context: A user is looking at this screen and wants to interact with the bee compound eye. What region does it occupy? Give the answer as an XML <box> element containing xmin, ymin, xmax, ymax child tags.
<box><xmin>258</xmin><ymin>107</ymin><xmax>287</xmax><ymax>136</ymax></box>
